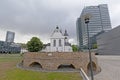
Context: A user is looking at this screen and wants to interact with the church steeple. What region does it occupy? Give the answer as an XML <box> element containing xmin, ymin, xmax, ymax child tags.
<box><xmin>54</xmin><ymin>26</ymin><xmax>60</xmax><ymax>33</ymax></box>
<box><xmin>53</xmin><ymin>25</ymin><xmax>63</xmax><ymax>34</ymax></box>
<box><xmin>64</xmin><ymin>30</ymin><xmax>69</xmax><ymax>36</ymax></box>
<box><xmin>56</xmin><ymin>25</ymin><xmax>59</xmax><ymax>29</ymax></box>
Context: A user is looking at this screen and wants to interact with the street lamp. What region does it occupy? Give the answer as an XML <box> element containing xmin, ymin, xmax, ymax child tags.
<box><xmin>84</xmin><ymin>14</ymin><xmax>94</xmax><ymax>80</ymax></box>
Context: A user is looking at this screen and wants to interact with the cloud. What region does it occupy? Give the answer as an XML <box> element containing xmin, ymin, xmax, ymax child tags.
<box><xmin>0</xmin><ymin>0</ymin><xmax>120</xmax><ymax>43</ymax></box>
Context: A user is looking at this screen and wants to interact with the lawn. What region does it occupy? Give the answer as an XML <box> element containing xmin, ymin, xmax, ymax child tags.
<box><xmin>0</xmin><ymin>54</ymin><xmax>82</xmax><ymax>80</ymax></box>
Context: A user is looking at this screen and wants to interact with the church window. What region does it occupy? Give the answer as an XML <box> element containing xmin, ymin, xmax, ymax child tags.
<box><xmin>65</xmin><ymin>37</ymin><xmax>67</xmax><ymax>39</ymax></box>
<box><xmin>59</xmin><ymin>39</ymin><xmax>62</xmax><ymax>46</ymax></box>
<box><xmin>53</xmin><ymin>40</ymin><xmax>56</xmax><ymax>46</ymax></box>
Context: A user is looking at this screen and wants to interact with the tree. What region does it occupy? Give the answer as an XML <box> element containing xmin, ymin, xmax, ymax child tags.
<box><xmin>92</xmin><ymin>44</ymin><xmax>97</xmax><ymax>49</ymax></box>
<box><xmin>72</xmin><ymin>45</ymin><xmax>78</xmax><ymax>52</ymax></box>
<box><xmin>27</xmin><ymin>37</ymin><xmax>43</xmax><ymax>52</ymax></box>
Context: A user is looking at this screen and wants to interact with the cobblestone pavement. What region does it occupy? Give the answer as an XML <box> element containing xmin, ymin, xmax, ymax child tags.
<box><xmin>90</xmin><ymin>55</ymin><xmax>120</xmax><ymax>80</ymax></box>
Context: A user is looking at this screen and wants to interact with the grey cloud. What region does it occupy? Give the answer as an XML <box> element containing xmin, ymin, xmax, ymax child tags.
<box><xmin>0</xmin><ymin>0</ymin><xmax>80</xmax><ymax>40</ymax></box>
<box><xmin>0</xmin><ymin>0</ymin><xmax>120</xmax><ymax>43</ymax></box>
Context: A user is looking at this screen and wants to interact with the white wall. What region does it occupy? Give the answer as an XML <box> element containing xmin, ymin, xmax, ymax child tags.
<box><xmin>50</xmin><ymin>38</ymin><xmax>65</xmax><ymax>52</ymax></box>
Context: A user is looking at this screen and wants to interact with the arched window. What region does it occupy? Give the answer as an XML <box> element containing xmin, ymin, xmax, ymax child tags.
<box><xmin>59</xmin><ymin>39</ymin><xmax>62</xmax><ymax>46</ymax></box>
<box><xmin>53</xmin><ymin>40</ymin><xmax>56</xmax><ymax>47</ymax></box>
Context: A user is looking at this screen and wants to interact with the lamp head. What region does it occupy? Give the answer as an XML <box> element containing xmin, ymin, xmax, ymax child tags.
<box><xmin>83</xmin><ymin>13</ymin><xmax>92</xmax><ymax>24</ymax></box>
<box><xmin>85</xmin><ymin>18</ymin><xmax>89</xmax><ymax>24</ymax></box>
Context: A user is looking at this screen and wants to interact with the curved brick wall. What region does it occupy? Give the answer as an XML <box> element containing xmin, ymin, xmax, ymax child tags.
<box><xmin>23</xmin><ymin>52</ymin><xmax>100</xmax><ymax>73</ymax></box>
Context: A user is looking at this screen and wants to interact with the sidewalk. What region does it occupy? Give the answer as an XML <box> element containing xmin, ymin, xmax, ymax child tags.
<box><xmin>90</xmin><ymin>56</ymin><xmax>120</xmax><ymax>80</ymax></box>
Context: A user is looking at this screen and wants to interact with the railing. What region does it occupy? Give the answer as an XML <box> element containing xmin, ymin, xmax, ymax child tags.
<box><xmin>80</xmin><ymin>68</ymin><xmax>90</xmax><ymax>80</ymax></box>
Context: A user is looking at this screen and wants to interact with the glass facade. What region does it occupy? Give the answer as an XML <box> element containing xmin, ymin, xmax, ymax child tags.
<box><xmin>76</xmin><ymin>4</ymin><xmax>112</xmax><ymax>50</ymax></box>
<box><xmin>0</xmin><ymin>41</ymin><xmax>21</xmax><ymax>53</ymax></box>
<box><xmin>6</xmin><ymin>31</ymin><xmax>15</xmax><ymax>43</ymax></box>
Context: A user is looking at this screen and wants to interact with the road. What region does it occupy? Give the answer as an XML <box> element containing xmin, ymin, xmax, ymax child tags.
<box><xmin>92</xmin><ymin>55</ymin><xmax>120</xmax><ymax>80</ymax></box>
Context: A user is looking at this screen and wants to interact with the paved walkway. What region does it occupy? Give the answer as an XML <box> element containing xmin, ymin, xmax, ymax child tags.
<box><xmin>91</xmin><ymin>55</ymin><xmax>120</xmax><ymax>80</ymax></box>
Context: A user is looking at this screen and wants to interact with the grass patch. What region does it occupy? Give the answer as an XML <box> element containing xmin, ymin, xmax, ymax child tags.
<box><xmin>6</xmin><ymin>69</ymin><xmax>81</xmax><ymax>80</ymax></box>
<box><xmin>0</xmin><ymin>54</ymin><xmax>22</xmax><ymax>62</ymax></box>
<box><xmin>0</xmin><ymin>54</ymin><xmax>82</xmax><ymax>80</ymax></box>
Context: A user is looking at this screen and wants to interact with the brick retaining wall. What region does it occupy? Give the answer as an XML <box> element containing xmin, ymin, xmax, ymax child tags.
<box><xmin>23</xmin><ymin>52</ymin><xmax>100</xmax><ymax>73</ymax></box>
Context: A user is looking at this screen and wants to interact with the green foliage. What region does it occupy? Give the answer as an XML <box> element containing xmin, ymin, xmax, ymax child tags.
<box><xmin>27</xmin><ymin>37</ymin><xmax>43</xmax><ymax>52</ymax></box>
<box><xmin>72</xmin><ymin>45</ymin><xmax>78</xmax><ymax>52</ymax></box>
<box><xmin>92</xmin><ymin>44</ymin><xmax>97</xmax><ymax>49</ymax></box>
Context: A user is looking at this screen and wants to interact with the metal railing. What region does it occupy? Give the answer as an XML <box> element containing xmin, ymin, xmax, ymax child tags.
<box><xmin>80</xmin><ymin>68</ymin><xmax>90</xmax><ymax>80</ymax></box>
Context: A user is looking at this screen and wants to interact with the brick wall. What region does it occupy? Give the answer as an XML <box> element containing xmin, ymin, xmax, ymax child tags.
<box><xmin>23</xmin><ymin>52</ymin><xmax>100</xmax><ymax>73</ymax></box>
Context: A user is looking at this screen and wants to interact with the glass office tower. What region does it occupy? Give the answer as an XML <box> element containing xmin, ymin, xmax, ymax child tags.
<box><xmin>6</xmin><ymin>31</ymin><xmax>15</xmax><ymax>43</ymax></box>
<box><xmin>76</xmin><ymin>4</ymin><xmax>111</xmax><ymax>50</ymax></box>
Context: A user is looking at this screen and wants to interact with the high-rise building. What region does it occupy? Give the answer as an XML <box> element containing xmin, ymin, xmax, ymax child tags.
<box><xmin>76</xmin><ymin>4</ymin><xmax>112</xmax><ymax>50</ymax></box>
<box><xmin>0</xmin><ymin>31</ymin><xmax>21</xmax><ymax>53</ymax></box>
<box><xmin>6</xmin><ymin>31</ymin><xmax>15</xmax><ymax>43</ymax></box>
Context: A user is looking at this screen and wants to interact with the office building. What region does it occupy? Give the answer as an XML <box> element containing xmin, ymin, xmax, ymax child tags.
<box><xmin>97</xmin><ymin>25</ymin><xmax>120</xmax><ymax>55</ymax></box>
<box><xmin>0</xmin><ymin>31</ymin><xmax>21</xmax><ymax>53</ymax></box>
<box><xmin>6</xmin><ymin>31</ymin><xmax>15</xmax><ymax>43</ymax></box>
<box><xmin>0</xmin><ymin>41</ymin><xmax>21</xmax><ymax>53</ymax></box>
<box><xmin>76</xmin><ymin>4</ymin><xmax>112</xmax><ymax>50</ymax></box>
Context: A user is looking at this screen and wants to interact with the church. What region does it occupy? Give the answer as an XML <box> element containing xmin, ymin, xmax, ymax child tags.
<box><xmin>43</xmin><ymin>26</ymin><xmax>73</xmax><ymax>52</ymax></box>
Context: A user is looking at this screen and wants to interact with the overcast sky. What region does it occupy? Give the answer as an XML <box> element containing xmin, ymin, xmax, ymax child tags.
<box><xmin>0</xmin><ymin>0</ymin><xmax>120</xmax><ymax>44</ymax></box>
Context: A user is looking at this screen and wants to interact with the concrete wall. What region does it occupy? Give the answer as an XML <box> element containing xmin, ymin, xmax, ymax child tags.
<box><xmin>97</xmin><ymin>25</ymin><xmax>120</xmax><ymax>55</ymax></box>
<box><xmin>23</xmin><ymin>52</ymin><xmax>100</xmax><ymax>74</ymax></box>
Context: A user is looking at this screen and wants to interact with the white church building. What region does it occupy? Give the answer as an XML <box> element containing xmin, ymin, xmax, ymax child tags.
<box><xmin>43</xmin><ymin>26</ymin><xmax>73</xmax><ymax>52</ymax></box>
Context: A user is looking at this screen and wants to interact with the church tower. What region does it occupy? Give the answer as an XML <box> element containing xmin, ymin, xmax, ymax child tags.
<box><xmin>64</xmin><ymin>30</ymin><xmax>69</xmax><ymax>44</ymax></box>
<box><xmin>43</xmin><ymin>26</ymin><xmax>72</xmax><ymax>52</ymax></box>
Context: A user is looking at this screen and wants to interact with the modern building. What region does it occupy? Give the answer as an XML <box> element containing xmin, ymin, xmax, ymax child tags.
<box><xmin>6</xmin><ymin>31</ymin><xmax>15</xmax><ymax>43</ymax></box>
<box><xmin>0</xmin><ymin>31</ymin><xmax>21</xmax><ymax>53</ymax></box>
<box><xmin>0</xmin><ymin>41</ymin><xmax>21</xmax><ymax>53</ymax></box>
<box><xmin>76</xmin><ymin>4</ymin><xmax>112</xmax><ymax>50</ymax></box>
<box><xmin>42</xmin><ymin>26</ymin><xmax>72</xmax><ymax>52</ymax></box>
<box><xmin>97</xmin><ymin>25</ymin><xmax>120</xmax><ymax>55</ymax></box>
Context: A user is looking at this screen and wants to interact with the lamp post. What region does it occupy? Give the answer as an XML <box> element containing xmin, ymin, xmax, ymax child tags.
<box><xmin>84</xmin><ymin>15</ymin><xmax>94</xmax><ymax>80</ymax></box>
